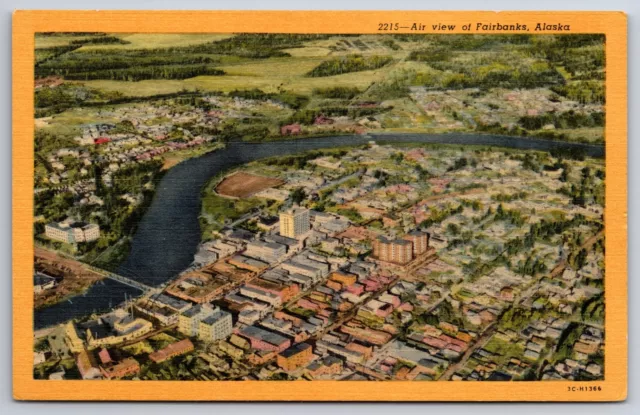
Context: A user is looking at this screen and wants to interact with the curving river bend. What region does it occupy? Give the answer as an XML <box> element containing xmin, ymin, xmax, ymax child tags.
<box><xmin>34</xmin><ymin>133</ymin><xmax>604</xmax><ymax>329</ymax></box>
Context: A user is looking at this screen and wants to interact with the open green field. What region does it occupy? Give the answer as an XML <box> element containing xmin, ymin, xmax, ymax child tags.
<box><xmin>78</xmin><ymin>33</ymin><xmax>234</xmax><ymax>50</ymax></box>
<box><xmin>77</xmin><ymin>65</ymin><xmax>388</xmax><ymax>96</ymax></box>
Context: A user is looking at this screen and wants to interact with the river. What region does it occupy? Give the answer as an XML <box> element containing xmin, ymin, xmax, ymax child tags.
<box><xmin>34</xmin><ymin>278</ymin><xmax>142</xmax><ymax>330</ymax></box>
<box><xmin>34</xmin><ymin>133</ymin><xmax>604</xmax><ymax>328</ymax></box>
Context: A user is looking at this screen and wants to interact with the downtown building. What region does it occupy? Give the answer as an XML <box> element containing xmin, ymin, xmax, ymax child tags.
<box><xmin>244</xmin><ymin>240</ymin><xmax>287</xmax><ymax>263</ymax></box>
<box><xmin>198</xmin><ymin>308</ymin><xmax>233</xmax><ymax>342</ymax></box>
<box><xmin>279</xmin><ymin>208</ymin><xmax>310</xmax><ymax>239</ymax></box>
<box><xmin>178</xmin><ymin>304</ymin><xmax>215</xmax><ymax>337</ymax></box>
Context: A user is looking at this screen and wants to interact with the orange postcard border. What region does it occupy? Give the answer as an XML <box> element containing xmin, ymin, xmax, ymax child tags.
<box><xmin>12</xmin><ymin>10</ymin><xmax>627</xmax><ymax>401</ymax></box>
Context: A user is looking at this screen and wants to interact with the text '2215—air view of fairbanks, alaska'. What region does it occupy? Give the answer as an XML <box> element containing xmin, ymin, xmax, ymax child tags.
<box><xmin>31</xmin><ymin>31</ymin><xmax>608</xmax><ymax>384</ymax></box>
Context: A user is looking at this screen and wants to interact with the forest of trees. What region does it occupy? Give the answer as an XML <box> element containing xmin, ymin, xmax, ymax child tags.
<box><xmin>62</xmin><ymin>65</ymin><xmax>225</xmax><ymax>82</ymax></box>
<box><xmin>403</xmin><ymin>34</ymin><xmax>604</xmax><ymax>95</ymax></box>
<box><xmin>307</xmin><ymin>54</ymin><xmax>393</xmax><ymax>77</ymax></box>
<box><xmin>227</xmin><ymin>88</ymin><xmax>309</xmax><ymax>109</ymax></box>
<box><xmin>36</xmin><ymin>53</ymin><xmax>219</xmax><ymax>76</ymax></box>
<box><xmin>181</xmin><ymin>33</ymin><xmax>332</xmax><ymax>58</ymax></box>
<box><xmin>312</xmin><ymin>86</ymin><xmax>362</xmax><ymax>99</ymax></box>
<box><xmin>518</xmin><ymin>110</ymin><xmax>605</xmax><ymax>130</ymax></box>
<box><xmin>551</xmin><ymin>81</ymin><xmax>605</xmax><ymax>104</ymax></box>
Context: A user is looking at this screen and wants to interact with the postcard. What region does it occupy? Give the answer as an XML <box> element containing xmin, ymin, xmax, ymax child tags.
<box><xmin>13</xmin><ymin>10</ymin><xmax>627</xmax><ymax>401</ymax></box>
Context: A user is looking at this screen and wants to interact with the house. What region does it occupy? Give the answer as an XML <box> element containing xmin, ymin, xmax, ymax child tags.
<box><xmin>281</xmin><ymin>124</ymin><xmax>302</xmax><ymax>136</ymax></box>
<box><xmin>76</xmin><ymin>350</ymin><xmax>101</xmax><ymax>380</ymax></box>
<box><xmin>98</xmin><ymin>348</ymin><xmax>112</xmax><ymax>365</ymax></box>
<box><xmin>100</xmin><ymin>357</ymin><xmax>140</xmax><ymax>380</ymax></box>
<box><xmin>314</xmin><ymin>115</ymin><xmax>334</xmax><ymax>125</ymax></box>
<box><xmin>500</xmin><ymin>286</ymin><xmax>515</xmax><ymax>302</ymax></box>
<box><xmin>94</xmin><ymin>137</ymin><xmax>111</xmax><ymax>145</ymax></box>
<box><xmin>149</xmin><ymin>339</ymin><xmax>195</xmax><ymax>363</ymax></box>
<box><xmin>523</xmin><ymin>349</ymin><xmax>540</xmax><ymax>361</ymax></box>
<box><xmin>34</xmin><ymin>272</ymin><xmax>57</xmax><ymax>293</ymax></box>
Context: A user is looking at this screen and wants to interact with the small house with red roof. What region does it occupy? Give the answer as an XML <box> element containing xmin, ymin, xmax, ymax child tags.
<box><xmin>94</xmin><ymin>137</ymin><xmax>111</xmax><ymax>145</ymax></box>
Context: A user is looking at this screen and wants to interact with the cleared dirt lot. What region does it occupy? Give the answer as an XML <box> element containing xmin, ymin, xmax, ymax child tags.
<box><xmin>215</xmin><ymin>172</ymin><xmax>284</xmax><ymax>199</ymax></box>
<box><xmin>34</xmin><ymin>246</ymin><xmax>104</xmax><ymax>310</ymax></box>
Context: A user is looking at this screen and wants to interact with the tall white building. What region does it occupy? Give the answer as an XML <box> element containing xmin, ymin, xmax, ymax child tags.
<box><xmin>279</xmin><ymin>208</ymin><xmax>310</xmax><ymax>239</ymax></box>
<box><xmin>178</xmin><ymin>304</ymin><xmax>215</xmax><ymax>337</ymax></box>
<box><xmin>198</xmin><ymin>308</ymin><xmax>233</xmax><ymax>342</ymax></box>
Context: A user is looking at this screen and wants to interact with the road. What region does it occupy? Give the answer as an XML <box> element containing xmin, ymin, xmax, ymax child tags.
<box><xmin>439</xmin><ymin>323</ymin><xmax>497</xmax><ymax>380</ymax></box>
<box><xmin>549</xmin><ymin>229</ymin><xmax>604</xmax><ymax>279</ymax></box>
<box><xmin>315</xmin><ymin>169</ymin><xmax>365</xmax><ymax>193</ymax></box>
<box><xmin>228</xmin><ymin>211</ymin><xmax>260</xmax><ymax>228</ymax></box>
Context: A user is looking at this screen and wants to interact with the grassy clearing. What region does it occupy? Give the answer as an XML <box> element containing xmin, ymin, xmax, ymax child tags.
<box><xmin>35</xmin><ymin>34</ymin><xmax>98</xmax><ymax>49</ymax></box>
<box><xmin>218</xmin><ymin>56</ymin><xmax>327</xmax><ymax>77</ymax></box>
<box><xmin>282</xmin><ymin>46</ymin><xmax>333</xmax><ymax>57</ymax></box>
<box><xmin>41</xmin><ymin>105</ymin><xmax>120</xmax><ymax>127</ymax></box>
<box><xmin>79</xmin><ymin>63</ymin><xmax>385</xmax><ymax>96</ymax></box>
<box><xmin>482</xmin><ymin>336</ymin><xmax>527</xmax><ymax>364</ymax></box>
<box><xmin>77</xmin><ymin>34</ymin><xmax>234</xmax><ymax>51</ymax></box>
<box><xmin>200</xmin><ymin>192</ymin><xmax>265</xmax><ymax>237</ymax></box>
<box><xmin>122</xmin><ymin>340</ymin><xmax>154</xmax><ymax>355</ymax></box>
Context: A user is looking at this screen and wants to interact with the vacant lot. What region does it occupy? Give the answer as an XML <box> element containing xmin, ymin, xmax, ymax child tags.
<box><xmin>215</xmin><ymin>172</ymin><xmax>284</xmax><ymax>199</ymax></box>
<box><xmin>34</xmin><ymin>246</ymin><xmax>105</xmax><ymax>310</ymax></box>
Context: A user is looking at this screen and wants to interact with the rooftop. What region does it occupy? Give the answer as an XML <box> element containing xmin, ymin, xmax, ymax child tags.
<box><xmin>279</xmin><ymin>342</ymin><xmax>312</xmax><ymax>358</ymax></box>
<box><xmin>201</xmin><ymin>309</ymin><xmax>231</xmax><ymax>325</ymax></box>
<box><xmin>240</xmin><ymin>325</ymin><xmax>290</xmax><ymax>347</ymax></box>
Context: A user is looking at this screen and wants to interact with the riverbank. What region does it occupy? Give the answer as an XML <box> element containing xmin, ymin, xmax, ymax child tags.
<box><xmin>34</xmin><ymin>246</ymin><xmax>106</xmax><ymax>310</ymax></box>
<box><xmin>161</xmin><ymin>142</ymin><xmax>225</xmax><ymax>170</ymax></box>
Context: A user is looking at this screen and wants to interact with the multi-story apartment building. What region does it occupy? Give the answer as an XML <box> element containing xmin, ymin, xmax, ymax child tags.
<box><xmin>198</xmin><ymin>308</ymin><xmax>233</xmax><ymax>342</ymax></box>
<box><xmin>372</xmin><ymin>236</ymin><xmax>413</xmax><ymax>265</ymax></box>
<box><xmin>373</xmin><ymin>230</ymin><xmax>431</xmax><ymax>265</ymax></box>
<box><xmin>45</xmin><ymin>218</ymin><xmax>100</xmax><ymax>244</ymax></box>
<box><xmin>279</xmin><ymin>208</ymin><xmax>310</xmax><ymax>239</ymax></box>
<box><xmin>178</xmin><ymin>304</ymin><xmax>216</xmax><ymax>337</ymax></box>
<box><xmin>403</xmin><ymin>230</ymin><xmax>430</xmax><ymax>256</ymax></box>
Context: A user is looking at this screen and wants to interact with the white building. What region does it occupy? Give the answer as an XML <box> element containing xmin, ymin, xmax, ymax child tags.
<box><xmin>44</xmin><ymin>218</ymin><xmax>100</xmax><ymax>244</ymax></box>
<box><xmin>198</xmin><ymin>308</ymin><xmax>233</xmax><ymax>342</ymax></box>
<box><xmin>245</xmin><ymin>240</ymin><xmax>287</xmax><ymax>263</ymax></box>
<box><xmin>279</xmin><ymin>208</ymin><xmax>310</xmax><ymax>239</ymax></box>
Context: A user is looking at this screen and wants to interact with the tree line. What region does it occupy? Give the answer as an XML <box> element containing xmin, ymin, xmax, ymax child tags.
<box><xmin>61</xmin><ymin>65</ymin><xmax>225</xmax><ymax>82</ymax></box>
<box><xmin>307</xmin><ymin>54</ymin><xmax>393</xmax><ymax>77</ymax></box>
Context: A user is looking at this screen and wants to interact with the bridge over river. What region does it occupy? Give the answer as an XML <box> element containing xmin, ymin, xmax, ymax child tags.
<box><xmin>103</xmin><ymin>273</ymin><xmax>155</xmax><ymax>293</ymax></box>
